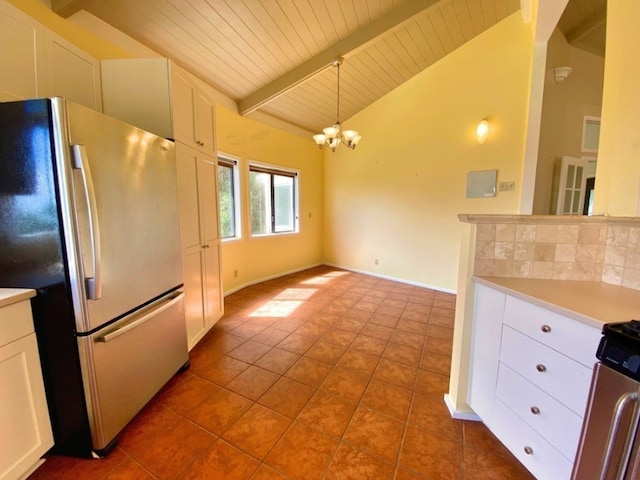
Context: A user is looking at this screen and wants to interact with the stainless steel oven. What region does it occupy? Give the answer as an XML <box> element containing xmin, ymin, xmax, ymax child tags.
<box><xmin>572</xmin><ymin>322</ymin><xmax>640</xmax><ymax>480</ymax></box>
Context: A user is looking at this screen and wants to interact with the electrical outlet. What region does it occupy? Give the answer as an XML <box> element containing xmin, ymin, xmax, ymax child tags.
<box><xmin>233</xmin><ymin>269</ymin><xmax>238</xmax><ymax>278</ymax></box>
<box><xmin>374</xmin><ymin>259</ymin><xmax>379</xmax><ymax>266</ymax></box>
<box><xmin>499</xmin><ymin>181</ymin><xmax>515</xmax><ymax>192</ymax></box>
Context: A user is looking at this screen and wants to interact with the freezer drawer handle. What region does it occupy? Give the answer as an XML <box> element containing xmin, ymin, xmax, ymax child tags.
<box><xmin>97</xmin><ymin>293</ymin><xmax>184</xmax><ymax>343</ymax></box>
<box><xmin>72</xmin><ymin>144</ymin><xmax>102</xmax><ymax>300</ymax></box>
<box><xmin>600</xmin><ymin>391</ymin><xmax>640</xmax><ymax>480</ymax></box>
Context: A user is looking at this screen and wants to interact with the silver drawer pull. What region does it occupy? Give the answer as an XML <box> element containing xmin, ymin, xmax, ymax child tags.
<box><xmin>536</xmin><ymin>364</ymin><xmax>547</xmax><ymax>373</ymax></box>
<box><xmin>530</xmin><ymin>406</ymin><xmax>540</xmax><ymax>415</ymax></box>
<box><xmin>541</xmin><ymin>324</ymin><xmax>551</xmax><ymax>333</ymax></box>
<box><xmin>524</xmin><ymin>446</ymin><xmax>534</xmax><ymax>455</ymax></box>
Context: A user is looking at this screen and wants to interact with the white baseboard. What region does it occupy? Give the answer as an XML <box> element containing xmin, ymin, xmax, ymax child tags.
<box><xmin>444</xmin><ymin>394</ymin><xmax>481</xmax><ymax>421</ymax></box>
<box><xmin>323</xmin><ymin>263</ymin><xmax>457</xmax><ymax>295</ymax></box>
<box><xmin>223</xmin><ymin>263</ymin><xmax>323</xmax><ymax>297</ymax></box>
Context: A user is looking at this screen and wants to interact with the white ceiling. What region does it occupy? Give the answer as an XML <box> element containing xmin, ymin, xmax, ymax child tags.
<box><xmin>51</xmin><ymin>0</ymin><xmax>606</xmax><ymax>134</ymax></box>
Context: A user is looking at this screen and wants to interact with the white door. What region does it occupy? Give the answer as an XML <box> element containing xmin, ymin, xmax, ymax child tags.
<box><xmin>556</xmin><ymin>156</ymin><xmax>588</xmax><ymax>215</ymax></box>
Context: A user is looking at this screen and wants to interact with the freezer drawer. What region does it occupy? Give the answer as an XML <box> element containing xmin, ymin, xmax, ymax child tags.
<box><xmin>77</xmin><ymin>291</ymin><xmax>188</xmax><ymax>453</ymax></box>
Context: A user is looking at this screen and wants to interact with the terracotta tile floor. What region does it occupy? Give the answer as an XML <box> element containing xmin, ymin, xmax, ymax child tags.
<box><xmin>30</xmin><ymin>266</ymin><xmax>535</xmax><ymax>480</ymax></box>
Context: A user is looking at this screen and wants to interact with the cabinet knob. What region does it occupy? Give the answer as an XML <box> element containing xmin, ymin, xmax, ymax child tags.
<box><xmin>541</xmin><ymin>324</ymin><xmax>551</xmax><ymax>333</ymax></box>
<box><xmin>530</xmin><ymin>406</ymin><xmax>540</xmax><ymax>415</ymax></box>
<box><xmin>524</xmin><ymin>446</ymin><xmax>534</xmax><ymax>455</ymax></box>
<box><xmin>536</xmin><ymin>364</ymin><xmax>547</xmax><ymax>373</ymax></box>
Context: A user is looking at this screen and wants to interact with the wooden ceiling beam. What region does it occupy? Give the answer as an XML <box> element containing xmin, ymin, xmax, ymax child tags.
<box><xmin>565</xmin><ymin>6</ymin><xmax>607</xmax><ymax>45</ymax></box>
<box><xmin>238</xmin><ymin>0</ymin><xmax>442</xmax><ymax>116</ymax></box>
<box><xmin>51</xmin><ymin>0</ymin><xmax>92</xmax><ymax>17</ymax></box>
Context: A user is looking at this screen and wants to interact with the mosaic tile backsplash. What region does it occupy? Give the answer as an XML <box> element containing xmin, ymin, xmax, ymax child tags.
<box><xmin>471</xmin><ymin>218</ymin><xmax>640</xmax><ymax>291</ymax></box>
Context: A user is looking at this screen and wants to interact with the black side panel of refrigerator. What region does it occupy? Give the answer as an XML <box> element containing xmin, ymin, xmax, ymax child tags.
<box><xmin>0</xmin><ymin>99</ymin><xmax>93</xmax><ymax>456</ymax></box>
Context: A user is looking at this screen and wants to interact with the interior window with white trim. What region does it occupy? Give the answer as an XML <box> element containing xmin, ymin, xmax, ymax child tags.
<box><xmin>249</xmin><ymin>164</ymin><xmax>298</xmax><ymax>236</ymax></box>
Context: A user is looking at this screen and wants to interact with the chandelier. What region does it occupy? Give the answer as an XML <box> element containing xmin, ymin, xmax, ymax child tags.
<box><xmin>313</xmin><ymin>58</ymin><xmax>362</xmax><ymax>152</ymax></box>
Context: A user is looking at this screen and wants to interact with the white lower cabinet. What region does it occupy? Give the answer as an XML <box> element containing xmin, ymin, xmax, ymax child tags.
<box><xmin>495</xmin><ymin>363</ymin><xmax>583</xmax><ymax>461</ymax></box>
<box><xmin>0</xmin><ymin>294</ymin><xmax>53</xmax><ymax>480</ymax></box>
<box><xmin>468</xmin><ymin>282</ymin><xmax>601</xmax><ymax>480</ymax></box>
<box><xmin>492</xmin><ymin>399</ymin><xmax>573</xmax><ymax>480</ymax></box>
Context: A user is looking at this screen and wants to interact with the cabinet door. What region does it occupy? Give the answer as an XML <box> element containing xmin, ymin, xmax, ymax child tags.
<box><xmin>176</xmin><ymin>145</ymin><xmax>202</xmax><ymax>250</ymax></box>
<box><xmin>0</xmin><ymin>334</ymin><xmax>54</xmax><ymax>480</ymax></box>
<box><xmin>195</xmin><ymin>88</ymin><xmax>215</xmax><ymax>152</ymax></box>
<box><xmin>468</xmin><ymin>283</ymin><xmax>506</xmax><ymax>423</ymax></box>
<box><xmin>180</xmin><ymin>248</ymin><xmax>205</xmax><ymax>350</ymax></box>
<box><xmin>203</xmin><ymin>241</ymin><xmax>223</xmax><ymax>326</ymax></box>
<box><xmin>171</xmin><ymin>67</ymin><xmax>197</xmax><ymax>146</ymax></box>
<box><xmin>196</xmin><ymin>154</ymin><xmax>222</xmax><ymax>329</ymax></box>
<box><xmin>0</xmin><ymin>2</ymin><xmax>43</xmax><ymax>101</ymax></box>
<box><xmin>43</xmin><ymin>32</ymin><xmax>102</xmax><ymax>110</ymax></box>
<box><xmin>197</xmin><ymin>154</ymin><xmax>220</xmax><ymax>243</ymax></box>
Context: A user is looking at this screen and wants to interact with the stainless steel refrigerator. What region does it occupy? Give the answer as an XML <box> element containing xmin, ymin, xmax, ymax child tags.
<box><xmin>0</xmin><ymin>98</ymin><xmax>188</xmax><ymax>457</ymax></box>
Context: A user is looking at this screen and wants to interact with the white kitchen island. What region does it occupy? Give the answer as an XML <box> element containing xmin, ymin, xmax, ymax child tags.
<box><xmin>467</xmin><ymin>277</ymin><xmax>640</xmax><ymax>479</ymax></box>
<box><xmin>448</xmin><ymin>213</ymin><xmax>640</xmax><ymax>480</ymax></box>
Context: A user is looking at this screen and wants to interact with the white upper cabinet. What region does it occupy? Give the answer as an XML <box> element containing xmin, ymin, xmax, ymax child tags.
<box><xmin>42</xmin><ymin>31</ymin><xmax>102</xmax><ymax>110</ymax></box>
<box><xmin>0</xmin><ymin>1</ymin><xmax>101</xmax><ymax>108</ymax></box>
<box><xmin>0</xmin><ymin>1</ymin><xmax>43</xmax><ymax>101</ymax></box>
<box><xmin>170</xmin><ymin>65</ymin><xmax>215</xmax><ymax>151</ymax></box>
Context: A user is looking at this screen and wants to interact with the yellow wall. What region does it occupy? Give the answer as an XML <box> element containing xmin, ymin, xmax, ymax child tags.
<box><xmin>533</xmin><ymin>30</ymin><xmax>604</xmax><ymax>214</ymax></box>
<box><xmin>216</xmin><ymin>105</ymin><xmax>324</xmax><ymax>292</ymax></box>
<box><xmin>593</xmin><ymin>1</ymin><xmax>640</xmax><ymax>216</ymax></box>
<box><xmin>6</xmin><ymin>0</ymin><xmax>130</xmax><ymax>59</ymax></box>
<box><xmin>323</xmin><ymin>12</ymin><xmax>533</xmax><ymax>292</ymax></box>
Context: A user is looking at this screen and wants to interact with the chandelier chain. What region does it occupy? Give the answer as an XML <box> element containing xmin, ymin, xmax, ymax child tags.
<box><xmin>336</xmin><ymin>60</ymin><xmax>340</xmax><ymax>124</ymax></box>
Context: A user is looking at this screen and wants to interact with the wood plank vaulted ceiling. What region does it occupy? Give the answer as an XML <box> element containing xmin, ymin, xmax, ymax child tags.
<box><xmin>52</xmin><ymin>0</ymin><xmax>606</xmax><ymax>135</ymax></box>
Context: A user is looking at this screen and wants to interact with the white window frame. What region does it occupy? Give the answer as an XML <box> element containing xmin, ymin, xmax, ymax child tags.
<box><xmin>247</xmin><ymin>161</ymin><xmax>300</xmax><ymax>237</ymax></box>
<box><xmin>217</xmin><ymin>153</ymin><xmax>241</xmax><ymax>241</ymax></box>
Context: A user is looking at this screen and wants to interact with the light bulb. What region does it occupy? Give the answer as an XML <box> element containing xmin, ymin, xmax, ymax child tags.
<box><xmin>323</xmin><ymin>126</ymin><xmax>339</xmax><ymax>140</ymax></box>
<box><xmin>476</xmin><ymin>119</ymin><xmax>489</xmax><ymax>144</ymax></box>
<box><xmin>313</xmin><ymin>134</ymin><xmax>326</xmax><ymax>147</ymax></box>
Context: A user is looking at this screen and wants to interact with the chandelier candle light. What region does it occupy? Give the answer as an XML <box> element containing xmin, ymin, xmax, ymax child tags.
<box><xmin>313</xmin><ymin>58</ymin><xmax>362</xmax><ymax>152</ymax></box>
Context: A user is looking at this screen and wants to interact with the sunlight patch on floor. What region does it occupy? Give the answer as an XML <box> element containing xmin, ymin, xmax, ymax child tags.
<box><xmin>248</xmin><ymin>300</ymin><xmax>303</xmax><ymax>317</ymax></box>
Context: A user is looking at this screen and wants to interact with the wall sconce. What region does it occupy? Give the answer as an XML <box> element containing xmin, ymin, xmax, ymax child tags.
<box><xmin>553</xmin><ymin>66</ymin><xmax>573</xmax><ymax>84</ymax></box>
<box><xmin>476</xmin><ymin>119</ymin><xmax>489</xmax><ymax>144</ymax></box>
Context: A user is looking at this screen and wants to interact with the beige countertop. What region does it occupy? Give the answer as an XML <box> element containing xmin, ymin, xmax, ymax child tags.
<box><xmin>0</xmin><ymin>288</ymin><xmax>36</xmax><ymax>309</ymax></box>
<box><xmin>474</xmin><ymin>276</ymin><xmax>640</xmax><ymax>329</ymax></box>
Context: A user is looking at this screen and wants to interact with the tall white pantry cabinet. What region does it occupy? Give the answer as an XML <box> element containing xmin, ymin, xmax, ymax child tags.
<box><xmin>102</xmin><ymin>58</ymin><xmax>224</xmax><ymax>350</ymax></box>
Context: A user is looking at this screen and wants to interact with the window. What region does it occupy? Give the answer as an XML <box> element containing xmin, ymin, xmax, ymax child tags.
<box><xmin>249</xmin><ymin>164</ymin><xmax>298</xmax><ymax>236</ymax></box>
<box><xmin>217</xmin><ymin>155</ymin><xmax>240</xmax><ymax>240</ymax></box>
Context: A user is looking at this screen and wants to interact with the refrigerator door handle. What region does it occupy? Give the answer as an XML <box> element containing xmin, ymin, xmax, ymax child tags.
<box><xmin>96</xmin><ymin>292</ymin><xmax>184</xmax><ymax>343</ymax></box>
<box><xmin>601</xmin><ymin>391</ymin><xmax>639</xmax><ymax>480</ymax></box>
<box><xmin>72</xmin><ymin>144</ymin><xmax>102</xmax><ymax>300</ymax></box>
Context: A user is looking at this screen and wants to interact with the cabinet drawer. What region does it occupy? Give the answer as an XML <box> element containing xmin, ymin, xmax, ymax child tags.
<box><xmin>503</xmin><ymin>295</ymin><xmax>601</xmax><ymax>368</ymax></box>
<box><xmin>0</xmin><ymin>300</ymin><xmax>34</xmax><ymax>347</ymax></box>
<box><xmin>496</xmin><ymin>363</ymin><xmax>583</xmax><ymax>461</ymax></box>
<box><xmin>500</xmin><ymin>326</ymin><xmax>593</xmax><ymax>416</ymax></box>
<box><xmin>492</xmin><ymin>399</ymin><xmax>572</xmax><ymax>480</ymax></box>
